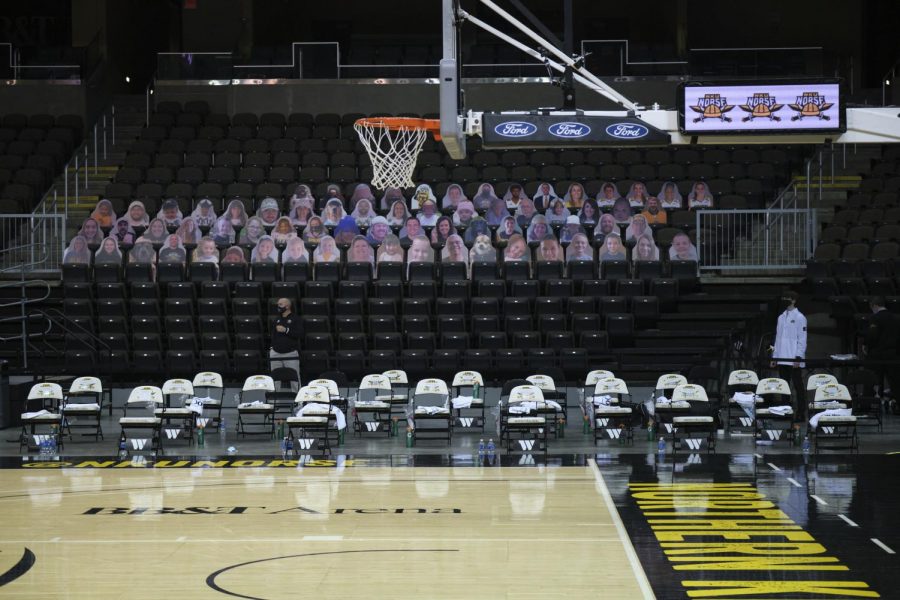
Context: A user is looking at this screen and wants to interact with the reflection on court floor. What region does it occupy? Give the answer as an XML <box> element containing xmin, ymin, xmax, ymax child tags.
<box><xmin>0</xmin><ymin>465</ymin><xmax>650</xmax><ymax>599</ymax></box>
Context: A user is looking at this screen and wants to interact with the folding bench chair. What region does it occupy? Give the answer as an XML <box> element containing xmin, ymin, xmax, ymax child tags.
<box><xmin>159</xmin><ymin>378</ymin><xmax>196</xmax><ymax>445</ymax></box>
<box><xmin>653</xmin><ymin>373</ymin><xmax>688</xmax><ymax>439</ymax></box>
<box><xmin>190</xmin><ymin>371</ymin><xmax>225</xmax><ymax>429</ymax></box>
<box><xmin>383</xmin><ymin>369</ymin><xmax>411</xmax><ymax>425</ymax></box>
<box><xmin>62</xmin><ymin>376</ymin><xmax>103</xmax><ymax>441</ymax></box>
<box><xmin>20</xmin><ymin>382</ymin><xmax>64</xmax><ymax>453</ymax></box>
<box><xmin>670</xmin><ymin>384</ymin><xmax>716</xmax><ymax>454</ymax></box>
<box><xmin>725</xmin><ymin>369</ymin><xmax>760</xmax><ymax>433</ymax></box>
<box><xmin>501</xmin><ymin>384</ymin><xmax>549</xmax><ymax>454</ymax></box>
<box><xmin>306</xmin><ymin>377</ymin><xmax>347</xmax><ymax>445</ymax></box>
<box><xmin>582</xmin><ymin>369</ymin><xmax>615</xmax><ymax>425</ymax></box>
<box><xmin>525</xmin><ymin>374</ymin><xmax>566</xmax><ymax>437</ymax></box>
<box><xmin>811</xmin><ymin>382</ymin><xmax>858</xmax><ymax>453</ymax></box>
<box><xmin>236</xmin><ymin>375</ymin><xmax>276</xmax><ymax>438</ymax></box>
<box><xmin>411</xmin><ymin>378</ymin><xmax>452</xmax><ymax>445</ymax></box>
<box><xmin>806</xmin><ymin>373</ymin><xmax>838</xmax><ymax>427</ymax></box>
<box><xmin>754</xmin><ymin>377</ymin><xmax>795</xmax><ymax>446</ymax></box>
<box><xmin>119</xmin><ymin>386</ymin><xmax>163</xmax><ymax>455</ymax></box>
<box><xmin>591</xmin><ymin>377</ymin><xmax>635</xmax><ymax>445</ymax></box>
<box><xmin>451</xmin><ymin>370</ymin><xmax>486</xmax><ymax>431</ymax></box>
<box><xmin>354</xmin><ymin>373</ymin><xmax>393</xmax><ymax>436</ymax></box>
<box><xmin>286</xmin><ymin>384</ymin><xmax>334</xmax><ymax>454</ymax></box>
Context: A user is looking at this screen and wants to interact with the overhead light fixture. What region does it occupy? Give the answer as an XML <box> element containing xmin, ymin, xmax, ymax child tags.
<box><xmin>125</xmin><ymin>76</ymin><xmax>131</xmax><ymax>83</ymax></box>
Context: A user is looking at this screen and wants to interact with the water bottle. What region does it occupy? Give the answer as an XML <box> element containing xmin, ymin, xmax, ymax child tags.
<box><xmin>657</xmin><ymin>437</ymin><xmax>666</xmax><ymax>454</ymax></box>
<box><xmin>48</xmin><ymin>434</ymin><xmax>57</xmax><ymax>456</ymax></box>
<box><xmin>219</xmin><ymin>417</ymin><xmax>227</xmax><ymax>441</ymax></box>
<box><xmin>118</xmin><ymin>438</ymin><xmax>128</xmax><ymax>459</ymax></box>
<box><xmin>487</xmin><ymin>438</ymin><xmax>495</xmax><ymax>454</ymax></box>
<box><xmin>280</xmin><ymin>436</ymin><xmax>289</xmax><ymax>458</ymax></box>
<box><xmin>39</xmin><ymin>438</ymin><xmax>47</xmax><ymax>456</ymax></box>
<box><xmin>478</xmin><ymin>438</ymin><xmax>485</xmax><ymax>455</ymax></box>
<box><xmin>802</xmin><ymin>436</ymin><xmax>811</xmax><ymax>454</ymax></box>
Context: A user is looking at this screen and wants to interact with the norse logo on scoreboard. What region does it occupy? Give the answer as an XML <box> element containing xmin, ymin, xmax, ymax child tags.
<box><xmin>789</xmin><ymin>92</ymin><xmax>833</xmax><ymax>121</ymax></box>
<box><xmin>690</xmin><ymin>94</ymin><xmax>734</xmax><ymax>123</ymax></box>
<box><xmin>740</xmin><ymin>93</ymin><xmax>783</xmax><ymax>122</ymax></box>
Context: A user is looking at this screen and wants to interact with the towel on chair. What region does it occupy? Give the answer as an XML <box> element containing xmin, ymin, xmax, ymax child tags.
<box><xmin>451</xmin><ymin>395</ymin><xmax>474</xmax><ymax>409</ymax></box>
<box><xmin>810</xmin><ymin>408</ymin><xmax>851</xmax><ymax>429</ymax></box>
<box><xmin>297</xmin><ymin>403</ymin><xmax>346</xmax><ymax>431</ymax></box>
<box><xmin>21</xmin><ymin>410</ymin><xmax>51</xmax><ymax>420</ymax></box>
<box><xmin>767</xmin><ymin>405</ymin><xmax>793</xmax><ymax>416</ymax></box>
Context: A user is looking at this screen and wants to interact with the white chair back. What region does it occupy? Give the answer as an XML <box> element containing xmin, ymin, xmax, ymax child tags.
<box><xmin>814</xmin><ymin>383</ymin><xmax>852</xmax><ymax>403</ymax></box>
<box><xmin>672</xmin><ymin>384</ymin><xmax>709</xmax><ymax>403</ymax></box>
<box><xmin>508</xmin><ymin>385</ymin><xmax>545</xmax><ymax>404</ymax></box>
<box><xmin>192</xmin><ymin>371</ymin><xmax>223</xmax><ymax>389</ymax></box>
<box><xmin>655</xmin><ymin>373</ymin><xmax>687</xmax><ymax>390</ymax></box>
<box><xmin>294</xmin><ymin>384</ymin><xmax>331</xmax><ymax>405</ymax></box>
<box><xmin>126</xmin><ymin>386</ymin><xmax>164</xmax><ymax>405</ymax></box>
<box><xmin>807</xmin><ymin>373</ymin><xmax>838</xmax><ymax>390</ymax></box>
<box><xmin>242</xmin><ymin>375</ymin><xmax>275</xmax><ymax>392</ymax></box>
<box><xmin>360</xmin><ymin>374</ymin><xmax>392</xmax><ymax>392</ymax></box>
<box><xmin>28</xmin><ymin>382</ymin><xmax>63</xmax><ymax>402</ymax></box>
<box><xmin>728</xmin><ymin>369</ymin><xmax>759</xmax><ymax>387</ymax></box>
<box><xmin>383</xmin><ymin>369</ymin><xmax>409</xmax><ymax>385</ymax></box>
<box><xmin>756</xmin><ymin>378</ymin><xmax>791</xmax><ymax>396</ymax></box>
<box><xmin>585</xmin><ymin>370</ymin><xmax>615</xmax><ymax>386</ymax></box>
<box><xmin>69</xmin><ymin>377</ymin><xmax>102</xmax><ymax>394</ymax></box>
<box><xmin>452</xmin><ymin>370</ymin><xmax>484</xmax><ymax>387</ymax></box>
<box><xmin>308</xmin><ymin>378</ymin><xmax>340</xmax><ymax>399</ymax></box>
<box><xmin>162</xmin><ymin>378</ymin><xmax>194</xmax><ymax>396</ymax></box>
<box><xmin>594</xmin><ymin>377</ymin><xmax>629</xmax><ymax>397</ymax></box>
<box><xmin>526</xmin><ymin>374</ymin><xmax>556</xmax><ymax>392</ymax></box>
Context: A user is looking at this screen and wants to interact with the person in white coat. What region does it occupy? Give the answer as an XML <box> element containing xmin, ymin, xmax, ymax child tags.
<box><xmin>772</xmin><ymin>291</ymin><xmax>807</xmax><ymax>420</ymax></box>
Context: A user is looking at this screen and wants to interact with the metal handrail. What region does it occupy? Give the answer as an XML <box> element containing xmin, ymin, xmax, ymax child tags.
<box><xmin>0</xmin><ymin>279</ymin><xmax>51</xmax><ymax>309</ymax></box>
<box><xmin>33</xmin><ymin>307</ymin><xmax>111</xmax><ymax>353</ymax></box>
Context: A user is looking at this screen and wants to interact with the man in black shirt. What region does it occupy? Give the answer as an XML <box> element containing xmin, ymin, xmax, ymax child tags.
<box><xmin>864</xmin><ymin>296</ymin><xmax>900</xmax><ymax>401</ymax></box>
<box><xmin>270</xmin><ymin>298</ymin><xmax>301</xmax><ymax>391</ymax></box>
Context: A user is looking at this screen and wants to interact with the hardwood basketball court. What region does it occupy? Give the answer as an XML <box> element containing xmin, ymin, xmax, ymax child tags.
<box><xmin>0</xmin><ymin>461</ymin><xmax>652</xmax><ymax>599</ymax></box>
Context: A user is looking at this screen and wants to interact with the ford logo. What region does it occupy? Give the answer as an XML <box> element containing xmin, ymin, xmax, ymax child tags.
<box><xmin>493</xmin><ymin>121</ymin><xmax>538</xmax><ymax>137</ymax></box>
<box><xmin>605</xmin><ymin>122</ymin><xmax>649</xmax><ymax>139</ymax></box>
<box><xmin>548</xmin><ymin>122</ymin><xmax>591</xmax><ymax>138</ymax></box>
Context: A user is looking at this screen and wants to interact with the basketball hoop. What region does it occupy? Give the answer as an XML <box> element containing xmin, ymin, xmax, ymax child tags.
<box><xmin>354</xmin><ymin>117</ymin><xmax>441</xmax><ymax>190</ymax></box>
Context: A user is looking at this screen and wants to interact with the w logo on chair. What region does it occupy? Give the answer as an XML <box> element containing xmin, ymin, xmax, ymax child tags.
<box><xmin>32</xmin><ymin>434</ymin><xmax>51</xmax><ymax>445</ymax></box>
<box><xmin>295</xmin><ymin>438</ymin><xmax>314</xmax><ymax>450</ymax></box>
<box><xmin>365</xmin><ymin>422</ymin><xmax>380</xmax><ymax>432</ymax></box>
<box><xmin>164</xmin><ymin>429</ymin><xmax>181</xmax><ymax>440</ymax></box>
<box><xmin>606</xmin><ymin>428</ymin><xmax>622</xmax><ymax>439</ymax></box>
<box><xmin>765</xmin><ymin>429</ymin><xmax>782</xmax><ymax>441</ymax></box>
<box><xmin>739</xmin><ymin>417</ymin><xmax>753</xmax><ymax>427</ymax></box>
<box><xmin>196</xmin><ymin>418</ymin><xmax>209</xmax><ymax>429</ymax></box>
<box><xmin>684</xmin><ymin>438</ymin><xmax>704</xmax><ymax>450</ymax></box>
<box><xmin>518</xmin><ymin>439</ymin><xmax>536</xmax><ymax>451</ymax></box>
<box><xmin>130</xmin><ymin>438</ymin><xmax>150</xmax><ymax>450</ymax></box>
<box><xmin>458</xmin><ymin>417</ymin><xmax>474</xmax><ymax>428</ymax></box>
<box><xmin>596</xmin><ymin>418</ymin><xmax>609</xmax><ymax>427</ymax></box>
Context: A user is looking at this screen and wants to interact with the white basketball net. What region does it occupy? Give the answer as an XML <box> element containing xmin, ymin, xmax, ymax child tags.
<box><xmin>354</xmin><ymin>121</ymin><xmax>428</xmax><ymax>190</ymax></box>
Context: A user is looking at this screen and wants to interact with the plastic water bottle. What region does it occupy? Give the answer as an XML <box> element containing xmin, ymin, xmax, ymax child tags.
<box><xmin>657</xmin><ymin>437</ymin><xmax>666</xmax><ymax>454</ymax></box>
<box><xmin>118</xmin><ymin>438</ymin><xmax>128</xmax><ymax>459</ymax></box>
<box><xmin>478</xmin><ymin>438</ymin><xmax>485</xmax><ymax>455</ymax></box>
<box><xmin>280</xmin><ymin>436</ymin><xmax>289</xmax><ymax>458</ymax></box>
<box><xmin>48</xmin><ymin>434</ymin><xmax>57</xmax><ymax>456</ymax></box>
<box><xmin>39</xmin><ymin>438</ymin><xmax>47</xmax><ymax>456</ymax></box>
<box><xmin>219</xmin><ymin>417</ymin><xmax>227</xmax><ymax>441</ymax></box>
<box><xmin>802</xmin><ymin>436</ymin><xmax>811</xmax><ymax>454</ymax></box>
<box><xmin>487</xmin><ymin>439</ymin><xmax>495</xmax><ymax>454</ymax></box>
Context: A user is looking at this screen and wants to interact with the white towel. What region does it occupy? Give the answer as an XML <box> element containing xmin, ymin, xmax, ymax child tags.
<box><xmin>238</xmin><ymin>400</ymin><xmax>267</xmax><ymax>408</ymax></box>
<box><xmin>508</xmin><ymin>400</ymin><xmax>561</xmax><ymax>414</ymax></box>
<box><xmin>415</xmin><ymin>406</ymin><xmax>446</xmax><ymax>415</ymax></box>
<box><xmin>451</xmin><ymin>395</ymin><xmax>474</xmax><ymax>409</ymax></box>
<box><xmin>21</xmin><ymin>410</ymin><xmax>51</xmax><ymax>419</ymax></box>
<box><xmin>732</xmin><ymin>392</ymin><xmax>759</xmax><ymax>418</ymax></box>
<box><xmin>767</xmin><ymin>405</ymin><xmax>793</xmax><ymax>416</ymax></box>
<box><xmin>809</xmin><ymin>408</ymin><xmax>852</xmax><ymax>429</ymax></box>
<box><xmin>297</xmin><ymin>403</ymin><xmax>346</xmax><ymax>431</ymax></box>
<box><xmin>591</xmin><ymin>394</ymin><xmax>614</xmax><ymax>406</ymax></box>
<box><xmin>188</xmin><ymin>397</ymin><xmax>206</xmax><ymax>415</ymax></box>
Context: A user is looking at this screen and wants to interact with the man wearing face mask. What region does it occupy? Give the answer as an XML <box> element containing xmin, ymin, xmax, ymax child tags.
<box><xmin>863</xmin><ymin>296</ymin><xmax>900</xmax><ymax>406</ymax></box>
<box><xmin>771</xmin><ymin>291</ymin><xmax>807</xmax><ymax>421</ymax></box>
<box><xmin>270</xmin><ymin>298</ymin><xmax>301</xmax><ymax>391</ymax></box>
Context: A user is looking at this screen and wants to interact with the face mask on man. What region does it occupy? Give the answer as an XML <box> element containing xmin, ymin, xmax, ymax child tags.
<box><xmin>278</xmin><ymin>304</ymin><xmax>289</xmax><ymax>315</ymax></box>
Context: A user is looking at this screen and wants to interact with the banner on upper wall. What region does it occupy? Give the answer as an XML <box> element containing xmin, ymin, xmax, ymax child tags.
<box><xmin>679</xmin><ymin>80</ymin><xmax>846</xmax><ymax>135</ymax></box>
<box><xmin>480</xmin><ymin>112</ymin><xmax>671</xmax><ymax>148</ymax></box>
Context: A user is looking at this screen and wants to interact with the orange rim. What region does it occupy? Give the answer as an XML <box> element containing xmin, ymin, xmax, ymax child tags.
<box><xmin>355</xmin><ymin>117</ymin><xmax>442</xmax><ymax>140</ymax></box>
